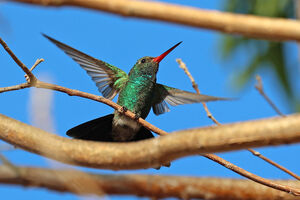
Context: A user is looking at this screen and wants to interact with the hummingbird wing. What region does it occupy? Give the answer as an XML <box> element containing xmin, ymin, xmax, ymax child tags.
<box><xmin>152</xmin><ymin>84</ymin><xmax>229</xmax><ymax>115</ymax></box>
<box><xmin>43</xmin><ymin>34</ymin><xmax>128</xmax><ymax>100</ymax></box>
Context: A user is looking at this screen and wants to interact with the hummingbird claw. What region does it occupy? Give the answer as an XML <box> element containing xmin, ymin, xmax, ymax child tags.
<box><xmin>119</xmin><ymin>106</ymin><xmax>128</xmax><ymax>113</ymax></box>
<box><xmin>134</xmin><ymin>113</ymin><xmax>140</xmax><ymax>121</ymax></box>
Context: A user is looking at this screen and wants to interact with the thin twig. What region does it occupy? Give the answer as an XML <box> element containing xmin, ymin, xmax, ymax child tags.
<box><xmin>25</xmin><ymin>58</ymin><xmax>44</xmax><ymax>81</ymax></box>
<box><xmin>0</xmin><ymin>37</ymin><xmax>36</xmax><ymax>83</ymax></box>
<box><xmin>202</xmin><ymin>154</ymin><xmax>300</xmax><ymax>196</ymax></box>
<box><xmin>255</xmin><ymin>75</ymin><xmax>285</xmax><ymax>116</ymax></box>
<box><xmin>0</xmin><ymin>83</ymin><xmax>30</xmax><ymax>93</ymax></box>
<box><xmin>247</xmin><ymin>148</ymin><xmax>300</xmax><ymax>180</ymax></box>
<box><xmin>176</xmin><ymin>59</ymin><xmax>220</xmax><ymax>125</ymax></box>
<box><xmin>12</xmin><ymin>0</ymin><xmax>300</xmax><ymax>41</ymax></box>
<box><xmin>30</xmin><ymin>58</ymin><xmax>44</xmax><ymax>71</ymax></box>
<box><xmin>254</xmin><ymin>75</ymin><xmax>300</xmax><ymax>180</ymax></box>
<box><xmin>177</xmin><ymin>59</ymin><xmax>300</xmax><ymax>182</ymax></box>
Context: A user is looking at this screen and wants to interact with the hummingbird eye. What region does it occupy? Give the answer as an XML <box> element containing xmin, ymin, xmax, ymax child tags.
<box><xmin>141</xmin><ymin>59</ymin><xmax>146</xmax><ymax>63</ymax></box>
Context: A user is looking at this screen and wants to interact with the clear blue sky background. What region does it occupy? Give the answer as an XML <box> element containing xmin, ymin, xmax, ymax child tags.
<box><xmin>0</xmin><ymin>1</ymin><xmax>299</xmax><ymax>199</ymax></box>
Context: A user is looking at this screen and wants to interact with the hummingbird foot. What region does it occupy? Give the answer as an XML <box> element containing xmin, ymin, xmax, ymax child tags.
<box><xmin>118</xmin><ymin>106</ymin><xmax>140</xmax><ymax>120</ymax></box>
<box><xmin>119</xmin><ymin>106</ymin><xmax>128</xmax><ymax>113</ymax></box>
<box><xmin>134</xmin><ymin>113</ymin><xmax>141</xmax><ymax>121</ymax></box>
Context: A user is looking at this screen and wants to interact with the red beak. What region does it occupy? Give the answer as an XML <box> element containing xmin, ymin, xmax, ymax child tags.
<box><xmin>153</xmin><ymin>41</ymin><xmax>182</xmax><ymax>63</ymax></box>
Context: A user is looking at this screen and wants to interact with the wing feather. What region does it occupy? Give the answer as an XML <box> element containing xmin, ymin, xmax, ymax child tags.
<box><xmin>43</xmin><ymin>34</ymin><xmax>128</xmax><ymax>100</ymax></box>
<box><xmin>152</xmin><ymin>84</ymin><xmax>229</xmax><ymax>115</ymax></box>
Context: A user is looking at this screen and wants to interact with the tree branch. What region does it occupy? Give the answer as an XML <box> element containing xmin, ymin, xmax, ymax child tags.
<box><xmin>0</xmin><ymin>38</ymin><xmax>36</xmax><ymax>83</ymax></box>
<box><xmin>202</xmin><ymin>153</ymin><xmax>300</xmax><ymax>196</ymax></box>
<box><xmin>1</xmin><ymin>165</ymin><xmax>300</xmax><ymax>199</ymax></box>
<box><xmin>1</xmin><ymin>113</ymin><xmax>300</xmax><ymax>170</ymax></box>
<box><xmin>255</xmin><ymin>75</ymin><xmax>285</xmax><ymax>116</ymax></box>
<box><xmin>176</xmin><ymin>58</ymin><xmax>220</xmax><ymax>125</ymax></box>
<box><xmin>11</xmin><ymin>0</ymin><xmax>300</xmax><ymax>42</ymax></box>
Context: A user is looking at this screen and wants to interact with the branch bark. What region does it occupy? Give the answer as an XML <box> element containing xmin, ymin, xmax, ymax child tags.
<box><xmin>1</xmin><ymin>113</ymin><xmax>300</xmax><ymax>170</ymax></box>
<box><xmin>11</xmin><ymin>0</ymin><xmax>300</xmax><ymax>42</ymax></box>
<box><xmin>1</xmin><ymin>165</ymin><xmax>299</xmax><ymax>199</ymax></box>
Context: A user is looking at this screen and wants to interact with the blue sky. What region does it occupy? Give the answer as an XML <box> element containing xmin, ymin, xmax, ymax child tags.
<box><xmin>0</xmin><ymin>1</ymin><xmax>299</xmax><ymax>199</ymax></box>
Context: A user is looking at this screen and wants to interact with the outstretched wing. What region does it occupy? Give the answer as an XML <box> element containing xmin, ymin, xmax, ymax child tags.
<box><xmin>152</xmin><ymin>84</ymin><xmax>229</xmax><ymax>115</ymax></box>
<box><xmin>43</xmin><ymin>34</ymin><xmax>128</xmax><ymax>100</ymax></box>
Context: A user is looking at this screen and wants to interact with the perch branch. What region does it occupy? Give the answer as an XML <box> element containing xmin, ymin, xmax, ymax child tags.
<box><xmin>11</xmin><ymin>0</ymin><xmax>300</xmax><ymax>42</ymax></box>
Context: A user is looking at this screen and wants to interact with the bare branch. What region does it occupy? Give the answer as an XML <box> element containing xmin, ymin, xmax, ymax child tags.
<box><xmin>11</xmin><ymin>0</ymin><xmax>300</xmax><ymax>41</ymax></box>
<box><xmin>254</xmin><ymin>75</ymin><xmax>300</xmax><ymax>180</ymax></box>
<box><xmin>176</xmin><ymin>59</ymin><xmax>220</xmax><ymax>125</ymax></box>
<box><xmin>202</xmin><ymin>153</ymin><xmax>300</xmax><ymax>196</ymax></box>
<box><xmin>25</xmin><ymin>58</ymin><xmax>44</xmax><ymax>81</ymax></box>
<box><xmin>0</xmin><ymin>37</ymin><xmax>36</xmax><ymax>83</ymax></box>
<box><xmin>0</xmin><ymin>83</ymin><xmax>30</xmax><ymax>93</ymax></box>
<box><xmin>0</xmin><ymin>165</ymin><xmax>300</xmax><ymax>199</ymax></box>
<box><xmin>0</xmin><ymin>113</ymin><xmax>300</xmax><ymax>170</ymax></box>
<box><xmin>255</xmin><ymin>75</ymin><xmax>285</xmax><ymax>116</ymax></box>
<box><xmin>247</xmin><ymin>148</ymin><xmax>300</xmax><ymax>181</ymax></box>
<box><xmin>30</xmin><ymin>58</ymin><xmax>44</xmax><ymax>71</ymax></box>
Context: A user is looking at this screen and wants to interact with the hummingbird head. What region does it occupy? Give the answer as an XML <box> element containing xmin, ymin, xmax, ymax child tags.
<box><xmin>129</xmin><ymin>42</ymin><xmax>182</xmax><ymax>79</ymax></box>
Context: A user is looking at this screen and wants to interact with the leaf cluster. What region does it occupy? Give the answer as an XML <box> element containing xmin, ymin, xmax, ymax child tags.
<box><xmin>221</xmin><ymin>0</ymin><xmax>299</xmax><ymax>111</ymax></box>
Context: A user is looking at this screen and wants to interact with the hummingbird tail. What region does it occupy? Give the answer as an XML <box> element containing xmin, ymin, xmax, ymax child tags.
<box><xmin>67</xmin><ymin>114</ymin><xmax>169</xmax><ymax>169</ymax></box>
<box><xmin>132</xmin><ymin>126</ymin><xmax>155</xmax><ymax>141</ymax></box>
<box><xmin>67</xmin><ymin>114</ymin><xmax>115</xmax><ymax>142</ymax></box>
<box><xmin>66</xmin><ymin>114</ymin><xmax>155</xmax><ymax>142</ymax></box>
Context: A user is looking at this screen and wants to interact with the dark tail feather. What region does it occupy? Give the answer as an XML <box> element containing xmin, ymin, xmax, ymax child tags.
<box><xmin>67</xmin><ymin>114</ymin><xmax>114</xmax><ymax>142</ymax></box>
<box><xmin>132</xmin><ymin>126</ymin><xmax>155</xmax><ymax>141</ymax></box>
<box><xmin>66</xmin><ymin>114</ymin><xmax>155</xmax><ymax>142</ymax></box>
<box><xmin>67</xmin><ymin>114</ymin><xmax>169</xmax><ymax>168</ymax></box>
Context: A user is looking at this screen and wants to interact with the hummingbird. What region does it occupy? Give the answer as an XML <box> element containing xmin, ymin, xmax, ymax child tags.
<box><xmin>43</xmin><ymin>34</ymin><xmax>228</xmax><ymax>142</ymax></box>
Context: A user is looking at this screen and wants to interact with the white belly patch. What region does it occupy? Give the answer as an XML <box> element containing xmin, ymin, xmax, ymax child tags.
<box><xmin>113</xmin><ymin>115</ymin><xmax>141</xmax><ymax>131</ymax></box>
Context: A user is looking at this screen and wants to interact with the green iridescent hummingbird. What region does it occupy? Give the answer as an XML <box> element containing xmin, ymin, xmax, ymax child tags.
<box><xmin>44</xmin><ymin>34</ymin><xmax>228</xmax><ymax>142</ymax></box>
